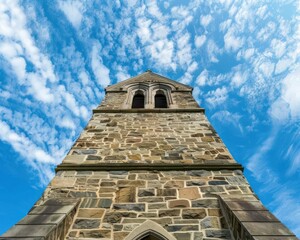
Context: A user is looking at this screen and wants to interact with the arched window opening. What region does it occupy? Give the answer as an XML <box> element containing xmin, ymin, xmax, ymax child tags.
<box><xmin>140</xmin><ymin>235</ymin><xmax>162</xmax><ymax>240</ymax></box>
<box><xmin>155</xmin><ymin>91</ymin><xmax>167</xmax><ymax>108</ymax></box>
<box><xmin>132</xmin><ymin>92</ymin><xmax>145</xmax><ymax>108</ymax></box>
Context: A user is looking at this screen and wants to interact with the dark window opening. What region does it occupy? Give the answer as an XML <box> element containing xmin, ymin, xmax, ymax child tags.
<box><xmin>132</xmin><ymin>93</ymin><xmax>145</xmax><ymax>108</ymax></box>
<box><xmin>155</xmin><ymin>93</ymin><xmax>167</xmax><ymax>108</ymax></box>
<box><xmin>140</xmin><ymin>235</ymin><xmax>162</xmax><ymax>240</ymax></box>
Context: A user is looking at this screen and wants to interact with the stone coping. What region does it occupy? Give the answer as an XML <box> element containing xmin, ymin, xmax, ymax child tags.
<box><xmin>55</xmin><ymin>162</ymin><xmax>243</xmax><ymax>172</ymax></box>
<box><xmin>93</xmin><ymin>108</ymin><xmax>205</xmax><ymax>113</ymax></box>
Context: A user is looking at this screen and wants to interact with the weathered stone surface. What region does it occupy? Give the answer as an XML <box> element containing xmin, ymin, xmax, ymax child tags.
<box><xmin>179</xmin><ymin>187</ymin><xmax>200</xmax><ymax>200</ymax></box>
<box><xmin>2</xmin><ymin>225</ymin><xmax>55</xmax><ymax>237</ymax></box>
<box><xmin>188</xmin><ymin>170</ymin><xmax>211</xmax><ymax>177</ymax></box>
<box><xmin>103</xmin><ymin>212</ymin><xmax>137</xmax><ymax>223</ymax></box>
<box><xmin>80</xmin><ymin>198</ymin><xmax>112</xmax><ymax>208</ymax></box>
<box><xmin>174</xmin><ymin>232</ymin><xmax>191</xmax><ymax>240</ymax></box>
<box><xmin>169</xmin><ymin>199</ymin><xmax>190</xmax><ymax>208</ymax></box>
<box><xmin>164</xmin><ymin>181</ymin><xmax>184</xmax><ymax>188</ymax></box>
<box><xmin>208</xmin><ymin>180</ymin><xmax>228</xmax><ymax>185</ymax></box>
<box><xmin>117</xmin><ymin>180</ymin><xmax>146</xmax><ymax>187</ymax></box>
<box><xmin>77</xmin><ymin>209</ymin><xmax>105</xmax><ymax>218</ymax></box>
<box><xmin>68</xmin><ymin>191</ymin><xmax>97</xmax><ymax>198</ymax></box>
<box><xmin>186</xmin><ymin>180</ymin><xmax>206</xmax><ymax>186</ymax></box>
<box><xmin>192</xmin><ymin>199</ymin><xmax>219</xmax><ymax>208</ymax></box>
<box><xmin>18</xmin><ymin>214</ymin><xmax>65</xmax><ymax>225</ymax></box>
<box><xmin>73</xmin><ymin>149</ymin><xmax>97</xmax><ymax>155</ymax></box>
<box><xmin>243</xmin><ymin>222</ymin><xmax>295</xmax><ymax>236</ymax></box>
<box><xmin>201</xmin><ymin>217</ymin><xmax>219</xmax><ymax>229</ymax></box>
<box><xmin>182</xmin><ymin>209</ymin><xmax>206</xmax><ymax>219</ymax></box>
<box><xmin>73</xmin><ymin>219</ymin><xmax>100</xmax><ymax>229</ymax></box>
<box><xmin>167</xmin><ymin>225</ymin><xmax>198</xmax><ymax>232</ymax></box>
<box><xmin>113</xmin><ymin>203</ymin><xmax>145</xmax><ymax>211</ymax></box>
<box><xmin>116</xmin><ymin>187</ymin><xmax>136</xmax><ymax>202</ymax></box>
<box><xmin>205</xmin><ymin>229</ymin><xmax>231</xmax><ymax>239</ymax></box>
<box><xmin>51</xmin><ymin>177</ymin><xmax>76</xmax><ymax>188</ymax></box>
<box><xmin>159</xmin><ymin>209</ymin><xmax>181</xmax><ymax>217</ymax></box>
<box><xmin>86</xmin><ymin>155</ymin><xmax>102</xmax><ymax>160</ymax></box>
<box><xmin>79</xmin><ymin>230</ymin><xmax>111</xmax><ymax>238</ymax></box>
<box><xmin>157</xmin><ymin>188</ymin><xmax>177</xmax><ymax>196</ymax></box>
<box><xmin>138</xmin><ymin>189</ymin><xmax>155</xmax><ymax>197</ymax></box>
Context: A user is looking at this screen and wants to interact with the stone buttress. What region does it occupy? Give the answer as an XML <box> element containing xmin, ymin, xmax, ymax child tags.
<box><xmin>1</xmin><ymin>71</ymin><xmax>297</xmax><ymax>240</ymax></box>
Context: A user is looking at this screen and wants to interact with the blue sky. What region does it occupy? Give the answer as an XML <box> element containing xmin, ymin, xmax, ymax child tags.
<box><xmin>0</xmin><ymin>0</ymin><xmax>299</xmax><ymax>236</ymax></box>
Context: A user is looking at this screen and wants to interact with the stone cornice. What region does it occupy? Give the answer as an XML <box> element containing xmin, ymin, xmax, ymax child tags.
<box><xmin>55</xmin><ymin>163</ymin><xmax>243</xmax><ymax>172</ymax></box>
<box><xmin>93</xmin><ymin>108</ymin><xmax>205</xmax><ymax>113</ymax></box>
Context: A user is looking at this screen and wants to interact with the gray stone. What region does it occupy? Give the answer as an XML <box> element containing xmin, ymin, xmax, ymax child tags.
<box><xmin>113</xmin><ymin>203</ymin><xmax>145</xmax><ymax>211</ymax></box>
<box><xmin>86</xmin><ymin>155</ymin><xmax>102</xmax><ymax>160</ymax></box>
<box><xmin>186</xmin><ymin>180</ymin><xmax>206</xmax><ymax>186</ymax></box>
<box><xmin>80</xmin><ymin>198</ymin><xmax>112</xmax><ymax>208</ymax></box>
<box><xmin>73</xmin><ymin>219</ymin><xmax>100</xmax><ymax>229</ymax></box>
<box><xmin>192</xmin><ymin>199</ymin><xmax>219</xmax><ymax>208</ymax></box>
<box><xmin>138</xmin><ymin>189</ymin><xmax>155</xmax><ymax>197</ymax></box>
<box><xmin>18</xmin><ymin>214</ymin><xmax>65</xmax><ymax>225</ymax></box>
<box><xmin>167</xmin><ymin>225</ymin><xmax>198</xmax><ymax>232</ymax></box>
<box><xmin>187</xmin><ymin>170</ymin><xmax>211</xmax><ymax>177</ymax></box>
<box><xmin>68</xmin><ymin>191</ymin><xmax>97</xmax><ymax>197</ymax></box>
<box><xmin>103</xmin><ymin>212</ymin><xmax>137</xmax><ymax>223</ymax></box>
<box><xmin>73</xmin><ymin>149</ymin><xmax>97</xmax><ymax>155</ymax></box>
<box><xmin>29</xmin><ymin>205</ymin><xmax>75</xmax><ymax>215</ymax></box>
<box><xmin>205</xmin><ymin>229</ymin><xmax>231</xmax><ymax>239</ymax></box>
<box><xmin>2</xmin><ymin>225</ymin><xmax>55</xmax><ymax>237</ymax></box>
<box><xmin>208</xmin><ymin>180</ymin><xmax>228</xmax><ymax>185</ymax></box>
<box><xmin>182</xmin><ymin>209</ymin><xmax>206</xmax><ymax>219</ymax></box>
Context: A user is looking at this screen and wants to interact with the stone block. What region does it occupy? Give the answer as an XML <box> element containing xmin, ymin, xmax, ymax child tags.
<box><xmin>117</xmin><ymin>180</ymin><xmax>146</xmax><ymax>188</ymax></box>
<box><xmin>80</xmin><ymin>198</ymin><xmax>112</xmax><ymax>208</ymax></box>
<box><xmin>205</xmin><ymin>229</ymin><xmax>231</xmax><ymax>239</ymax></box>
<box><xmin>164</xmin><ymin>181</ymin><xmax>184</xmax><ymax>188</ymax></box>
<box><xmin>113</xmin><ymin>203</ymin><xmax>145</xmax><ymax>211</ymax></box>
<box><xmin>168</xmin><ymin>199</ymin><xmax>190</xmax><ymax>208</ymax></box>
<box><xmin>200</xmin><ymin>217</ymin><xmax>219</xmax><ymax>229</ymax></box>
<box><xmin>73</xmin><ymin>219</ymin><xmax>100</xmax><ymax>229</ymax></box>
<box><xmin>182</xmin><ymin>209</ymin><xmax>206</xmax><ymax>219</ymax></box>
<box><xmin>224</xmin><ymin>200</ymin><xmax>265</xmax><ymax>211</ymax></box>
<box><xmin>18</xmin><ymin>214</ymin><xmax>65</xmax><ymax>225</ymax></box>
<box><xmin>63</xmin><ymin>155</ymin><xmax>85</xmax><ymax>164</ymax></box>
<box><xmin>79</xmin><ymin>230</ymin><xmax>111</xmax><ymax>238</ymax></box>
<box><xmin>179</xmin><ymin>187</ymin><xmax>200</xmax><ymax>200</ymax></box>
<box><xmin>29</xmin><ymin>205</ymin><xmax>75</xmax><ymax>215</ymax></box>
<box><xmin>116</xmin><ymin>187</ymin><xmax>136</xmax><ymax>203</ymax></box>
<box><xmin>192</xmin><ymin>199</ymin><xmax>219</xmax><ymax>208</ymax></box>
<box><xmin>157</xmin><ymin>189</ymin><xmax>177</xmax><ymax>196</ymax></box>
<box><xmin>138</xmin><ymin>189</ymin><xmax>155</xmax><ymax>197</ymax></box>
<box><xmin>166</xmin><ymin>225</ymin><xmax>198</xmax><ymax>232</ymax></box>
<box><xmin>77</xmin><ymin>209</ymin><xmax>105</xmax><ymax>218</ymax></box>
<box><xmin>103</xmin><ymin>212</ymin><xmax>137</xmax><ymax>223</ymax></box>
<box><xmin>2</xmin><ymin>225</ymin><xmax>55</xmax><ymax>237</ymax></box>
<box><xmin>233</xmin><ymin>210</ymin><xmax>278</xmax><ymax>222</ymax></box>
<box><xmin>51</xmin><ymin>177</ymin><xmax>76</xmax><ymax>188</ymax></box>
<box><xmin>243</xmin><ymin>222</ymin><xmax>295</xmax><ymax>236</ymax></box>
<box><xmin>174</xmin><ymin>232</ymin><xmax>191</xmax><ymax>240</ymax></box>
<box><xmin>159</xmin><ymin>209</ymin><xmax>180</xmax><ymax>217</ymax></box>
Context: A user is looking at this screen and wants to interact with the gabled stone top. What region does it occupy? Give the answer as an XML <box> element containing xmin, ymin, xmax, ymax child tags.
<box><xmin>106</xmin><ymin>70</ymin><xmax>192</xmax><ymax>92</ymax></box>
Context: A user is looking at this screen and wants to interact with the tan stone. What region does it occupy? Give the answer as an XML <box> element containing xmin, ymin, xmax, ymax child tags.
<box><xmin>117</xmin><ymin>180</ymin><xmax>146</xmax><ymax>188</ymax></box>
<box><xmin>128</xmin><ymin>154</ymin><xmax>141</xmax><ymax>160</ymax></box>
<box><xmin>114</xmin><ymin>231</ymin><xmax>129</xmax><ymax>240</ymax></box>
<box><xmin>201</xmin><ymin>137</ymin><xmax>214</xmax><ymax>142</ymax></box>
<box><xmin>51</xmin><ymin>177</ymin><xmax>76</xmax><ymax>188</ymax></box>
<box><xmin>168</xmin><ymin>199</ymin><xmax>190</xmax><ymax>208</ymax></box>
<box><xmin>164</xmin><ymin>181</ymin><xmax>184</xmax><ymax>188</ymax></box>
<box><xmin>116</xmin><ymin>187</ymin><xmax>136</xmax><ymax>203</ymax></box>
<box><xmin>77</xmin><ymin>209</ymin><xmax>105</xmax><ymax>218</ymax></box>
<box><xmin>179</xmin><ymin>187</ymin><xmax>200</xmax><ymax>200</ymax></box>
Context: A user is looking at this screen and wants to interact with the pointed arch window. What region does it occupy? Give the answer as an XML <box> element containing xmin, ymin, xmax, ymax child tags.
<box><xmin>132</xmin><ymin>91</ymin><xmax>145</xmax><ymax>108</ymax></box>
<box><xmin>155</xmin><ymin>90</ymin><xmax>167</xmax><ymax>108</ymax></box>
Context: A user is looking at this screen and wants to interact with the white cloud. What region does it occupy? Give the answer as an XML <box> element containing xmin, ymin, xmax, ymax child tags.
<box><xmin>196</xmin><ymin>69</ymin><xmax>208</xmax><ymax>86</ymax></box>
<box><xmin>269</xmin><ymin>66</ymin><xmax>300</xmax><ymax>122</ymax></box>
<box><xmin>211</xmin><ymin>110</ymin><xmax>243</xmax><ymax>133</ymax></box>
<box><xmin>205</xmin><ymin>86</ymin><xmax>228</xmax><ymax>107</ymax></box>
<box><xmin>195</xmin><ymin>35</ymin><xmax>206</xmax><ymax>48</ymax></box>
<box><xmin>58</xmin><ymin>0</ymin><xmax>84</xmax><ymax>29</ymax></box>
<box><xmin>207</xmin><ymin>39</ymin><xmax>221</xmax><ymax>62</ymax></box>
<box><xmin>200</xmin><ymin>14</ymin><xmax>212</xmax><ymax>27</ymax></box>
<box><xmin>91</xmin><ymin>44</ymin><xmax>111</xmax><ymax>87</ymax></box>
<box><xmin>224</xmin><ymin>26</ymin><xmax>243</xmax><ymax>52</ymax></box>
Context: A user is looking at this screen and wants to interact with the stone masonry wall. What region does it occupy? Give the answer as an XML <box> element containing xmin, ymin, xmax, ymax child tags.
<box><xmin>62</xmin><ymin>112</ymin><xmax>235</xmax><ymax>166</ymax></box>
<box><xmin>39</xmin><ymin>169</ymin><xmax>252</xmax><ymax>240</ymax></box>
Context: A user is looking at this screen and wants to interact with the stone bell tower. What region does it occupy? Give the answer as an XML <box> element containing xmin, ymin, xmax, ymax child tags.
<box><xmin>2</xmin><ymin>71</ymin><xmax>297</xmax><ymax>239</ymax></box>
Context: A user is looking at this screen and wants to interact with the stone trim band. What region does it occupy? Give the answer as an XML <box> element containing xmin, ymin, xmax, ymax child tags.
<box><xmin>93</xmin><ymin>108</ymin><xmax>205</xmax><ymax>113</ymax></box>
<box><xmin>55</xmin><ymin>163</ymin><xmax>244</xmax><ymax>172</ymax></box>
